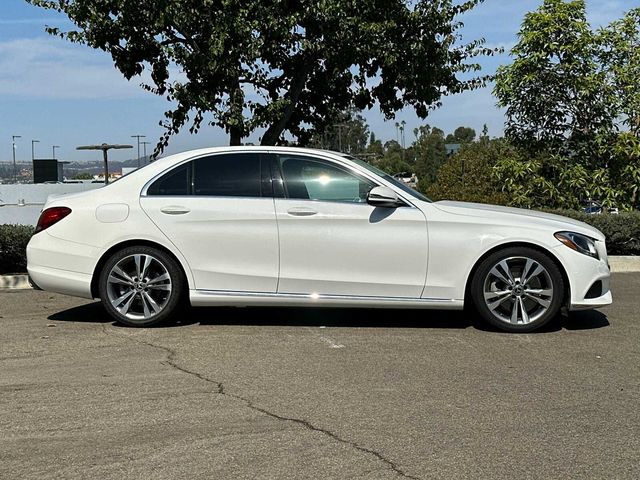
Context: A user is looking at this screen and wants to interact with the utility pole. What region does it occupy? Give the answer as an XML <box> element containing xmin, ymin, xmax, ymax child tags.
<box><xmin>31</xmin><ymin>139</ymin><xmax>40</xmax><ymax>161</ymax></box>
<box><xmin>11</xmin><ymin>135</ymin><xmax>21</xmax><ymax>183</ymax></box>
<box><xmin>334</xmin><ymin>123</ymin><xmax>349</xmax><ymax>153</ymax></box>
<box><xmin>77</xmin><ymin>143</ymin><xmax>133</xmax><ymax>185</ymax></box>
<box><xmin>141</xmin><ymin>141</ymin><xmax>151</xmax><ymax>163</ymax></box>
<box><xmin>52</xmin><ymin>145</ymin><xmax>60</xmax><ymax>160</ymax></box>
<box><xmin>131</xmin><ymin>135</ymin><xmax>145</xmax><ymax>168</ymax></box>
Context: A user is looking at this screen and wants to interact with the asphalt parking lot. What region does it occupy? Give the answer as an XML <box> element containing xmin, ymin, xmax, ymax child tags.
<box><xmin>1</xmin><ymin>274</ymin><xmax>638</xmax><ymax>480</ymax></box>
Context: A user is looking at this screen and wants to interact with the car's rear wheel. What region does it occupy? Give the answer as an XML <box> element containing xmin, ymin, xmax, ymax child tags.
<box><xmin>98</xmin><ymin>246</ymin><xmax>185</xmax><ymax>327</ymax></box>
<box><xmin>470</xmin><ymin>247</ymin><xmax>565</xmax><ymax>333</ymax></box>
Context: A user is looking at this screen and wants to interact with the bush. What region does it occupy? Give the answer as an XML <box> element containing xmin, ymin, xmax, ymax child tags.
<box><xmin>425</xmin><ymin>139</ymin><xmax>511</xmax><ymax>205</ymax></box>
<box><xmin>0</xmin><ymin>224</ymin><xmax>34</xmax><ymax>274</ymax></box>
<box><xmin>547</xmin><ymin>210</ymin><xmax>640</xmax><ymax>256</ymax></box>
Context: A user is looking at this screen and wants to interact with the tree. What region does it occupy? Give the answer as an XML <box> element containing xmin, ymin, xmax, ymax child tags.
<box><xmin>445</xmin><ymin>126</ymin><xmax>476</xmax><ymax>144</ymax></box>
<box><xmin>413</xmin><ymin>126</ymin><xmax>447</xmax><ymax>190</ymax></box>
<box><xmin>599</xmin><ymin>8</ymin><xmax>640</xmax><ymax>136</ymax></box>
<box><xmin>494</xmin><ymin>0</ymin><xmax>615</xmax><ymax>160</ymax></box>
<box><xmin>30</xmin><ymin>0</ymin><xmax>495</xmax><ymax>153</ymax></box>
<box><xmin>427</xmin><ymin>139</ymin><xmax>511</xmax><ymax>205</ymax></box>
<box><xmin>308</xmin><ymin>108</ymin><xmax>369</xmax><ymax>154</ymax></box>
<box><xmin>492</xmin><ymin>2</ymin><xmax>640</xmax><ymax>211</ymax></box>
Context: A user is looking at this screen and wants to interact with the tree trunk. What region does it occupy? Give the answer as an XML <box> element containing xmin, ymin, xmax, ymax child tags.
<box><xmin>261</xmin><ymin>61</ymin><xmax>311</xmax><ymax>146</ymax></box>
<box><xmin>229</xmin><ymin>128</ymin><xmax>242</xmax><ymax>146</ymax></box>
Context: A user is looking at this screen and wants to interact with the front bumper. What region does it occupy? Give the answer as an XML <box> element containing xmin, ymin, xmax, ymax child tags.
<box><xmin>553</xmin><ymin>243</ymin><xmax>612</xmax><ymax>311</ymax></box>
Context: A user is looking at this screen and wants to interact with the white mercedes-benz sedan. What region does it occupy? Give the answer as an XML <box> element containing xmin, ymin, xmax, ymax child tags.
<box><xmin>27</xmin><ymin>146</ymin><xmax>612</xmax><ymax>332</ymax></box>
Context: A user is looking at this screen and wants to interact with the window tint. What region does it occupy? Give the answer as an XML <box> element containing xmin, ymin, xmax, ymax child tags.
<box><xmin>194</xmin><ymin>153</ymin><xmax>261</xmax><ymax>197</ymax></box>
<box><xmin>147</xmin><ymin>162</ymin><xmax>190</xmax><ymax>196</ymax></box>
<box><xmin>279</xmin><ymin>155</ymin><xmax>376</xmax><ymax>203</ymax></box>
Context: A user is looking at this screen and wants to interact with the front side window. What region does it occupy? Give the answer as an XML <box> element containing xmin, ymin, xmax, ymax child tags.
<box><xmin>147</xmin><ymin>153</ymin><xmax>262</xmax><ymax>197</ymax></box>
<box><xmin>278</xmin><ymin>155</ymin><xmax>376</xmax><ymax>203</ymax></box>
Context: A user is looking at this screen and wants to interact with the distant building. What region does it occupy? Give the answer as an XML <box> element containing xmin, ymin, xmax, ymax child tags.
<box><xmin>445</xmin><ymin>143</ymin><xmax>462</xmax><ymax>156</ymax></box>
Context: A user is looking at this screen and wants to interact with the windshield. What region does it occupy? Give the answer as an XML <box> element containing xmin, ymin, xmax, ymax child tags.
<box><xmin>342</xmin><ymin>155</ymin><xmax>432</xmax><ymax>203</ymax></box>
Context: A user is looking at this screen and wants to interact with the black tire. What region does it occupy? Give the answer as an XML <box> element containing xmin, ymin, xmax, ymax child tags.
<box><xmin>470</xmin><ymin>247</ymin><xmax>565</xmax><ymax>333</ymax></box>
<box><xmin>98</xmin><ymin>246</ymin><xmax>186</xmax><ymax>327</ymax></box>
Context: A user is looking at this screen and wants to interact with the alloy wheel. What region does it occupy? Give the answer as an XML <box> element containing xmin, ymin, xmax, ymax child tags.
<box><xmin>106</xmin><ymin>254</ymin><xmax>172</xmax><ymax>320</ymax></box>
<box><xmin>483</xmin><ymin>256</ymin><xmax>554</xmax><ymax>325</ymax></box>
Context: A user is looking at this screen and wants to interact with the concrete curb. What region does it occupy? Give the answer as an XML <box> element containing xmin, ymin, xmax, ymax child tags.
<box><xmin>2</xmin><ymin>256</ymin><xmax>640</xmax><ymax>291</ymax></box>
<box><xmin>608</xmin><ymin>256</ymin><xmax>640</xmax><ymax>273</ymax></box>
<box><xmin>0</xmin><ymin>274</ymin><xmax>30</xmax><ymax>290</ymax></box>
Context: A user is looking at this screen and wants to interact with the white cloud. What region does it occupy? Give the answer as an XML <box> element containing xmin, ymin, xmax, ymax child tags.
<box><xmin>0</xmin><ymin>37</ymin><xmax>153</xmax><ymax>99</ymax></box>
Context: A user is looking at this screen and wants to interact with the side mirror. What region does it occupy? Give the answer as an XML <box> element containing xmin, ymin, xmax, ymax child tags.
<box><xmin>367</xmin><ymin>186</ymin><xmax>404</xmax><ymax>208</ymax></box>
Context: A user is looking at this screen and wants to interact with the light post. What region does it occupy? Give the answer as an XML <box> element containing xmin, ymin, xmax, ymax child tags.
<box><xmin>12</xmin><ymin>135</ymin><xmax>21</xmax><ymax>183</ymax></box>
<box><xmin>77</xmin><ymin>143</ymin><xmax>133</xmax><ymax>185</ymax></box>
<box><xmin>131</xmin><ymin>135</ymin><xmax>145</xmax><ymax>168</ymax></box>
<box><xmin>52</xmin><ymin>145</ymin><xmax>60</xmax><ymax>160</ymax></box>
<box><xmin>31</xmin><ymin>139</ymin><xmax>40</xmax><ymax>161</ymax></box>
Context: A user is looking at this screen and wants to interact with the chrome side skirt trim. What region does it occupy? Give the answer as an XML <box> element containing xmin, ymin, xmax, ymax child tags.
<box><xmin>189</xmin><ymin>289</ymin><xmax>464</xmax><ymax>310</ymax></box>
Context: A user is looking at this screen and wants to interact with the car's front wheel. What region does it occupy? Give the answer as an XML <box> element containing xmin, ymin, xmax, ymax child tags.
<box><xmin>470</xmin><ymin>247</ymin><xmax>565</xmax><ymax>333</ymax></box>
<box><xmin>98</xmin><ymin>246</ymin><xmax>185</xmax><ymax>327</ymax></box>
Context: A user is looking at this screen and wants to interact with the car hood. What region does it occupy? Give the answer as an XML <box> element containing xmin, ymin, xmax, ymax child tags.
<box><xmin>433</xmin><ymin>201</ymin><xmax>605</xmax><ymax>241</ymax></box>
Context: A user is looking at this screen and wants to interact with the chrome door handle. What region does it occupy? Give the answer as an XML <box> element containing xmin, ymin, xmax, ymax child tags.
<box><xmin>287</xmin><ymin>207</ymin><xmax>318</xmax><ymax>217</ymax></box>
<box><xmin>160</xmin><ymin>206</ymin><xmax>190</xmax><ymax>215</ymax></box>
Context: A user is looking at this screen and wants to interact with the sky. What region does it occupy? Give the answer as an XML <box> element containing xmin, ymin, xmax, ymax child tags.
<box><xmin>0</xmin><ymin>0</ymin><xmax>638</xmax><ymax>162</ymax></box>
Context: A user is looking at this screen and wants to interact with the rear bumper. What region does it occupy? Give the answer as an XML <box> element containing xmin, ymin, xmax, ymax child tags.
<box><xmin>27</xmin><ymin>264</ymin><xmax>93</xmax><ymax>299</ymax></box>
<box><xmin>27</xmin><ymin>231</ymin><xmax>98</xmax><ymax>300</ymax></box>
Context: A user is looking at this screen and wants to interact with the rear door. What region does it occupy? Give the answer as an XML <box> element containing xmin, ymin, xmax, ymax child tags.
<box><xmin>140</xmin><ymin>152</ymin><xmax>279</xmax><ymax>293</ymax></box>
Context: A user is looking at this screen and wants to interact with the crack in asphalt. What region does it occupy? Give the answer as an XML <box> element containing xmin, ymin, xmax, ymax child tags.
<box><xmin>101</xmin><ymin>324</ymin><xmax>421</xmax><ymax>480</ymax></box>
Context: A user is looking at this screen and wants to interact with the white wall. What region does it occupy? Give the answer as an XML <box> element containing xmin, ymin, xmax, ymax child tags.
<box><xmin>0</xmin><ymin>183</ymin><xmax>103</xmax><ymax>225</ymax></box>
<box><xmin>0</xmin><ymin>183</ymin><xmax>101</xmax><ymax>205</ymax></box>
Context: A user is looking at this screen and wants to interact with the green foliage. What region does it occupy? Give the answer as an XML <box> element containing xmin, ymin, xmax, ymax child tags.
<box><xmin>0</xmin><ymin>225</ymin><xmax>34</xmax><ymax>274</ymax></box>
<box><xmin>494</xmin><ymin>0</ymin><xmax>615</xmax><ymax>158</ymax></box>
<box><xmin>427</xmin><ymin>139</ymin><xmax>510</xmax><ymax>204</ymax></box>
<box><xmin>29</xmin><ymin>0</ymin><xmax>495</xmax><ymax>152</ymax></box>
<box><xmin>73</xmin><ymin>172</ymin><xmax>93</xmax><ymax>180</ymax></box>
<box><xmin>545</xmin><ymin>210</ymin><xmax>640</xmax><ymax>256</ymax></box>
<box><xmin>493</xmin><ymin>1</ymin><xmax>640</xmax><ymax>211</ymax></box>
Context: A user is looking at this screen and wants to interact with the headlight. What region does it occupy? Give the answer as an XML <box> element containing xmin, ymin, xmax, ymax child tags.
<box><xmin>554</xmin><ymin>231</ymin><xmax>599</xmax><ymax>259</ymax></box>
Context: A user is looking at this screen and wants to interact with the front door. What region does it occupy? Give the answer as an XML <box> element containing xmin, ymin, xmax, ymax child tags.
<box><xmin>272</xmin><ymin>154</ymin><xmax>428</xmax><ymax>298</ymax></box>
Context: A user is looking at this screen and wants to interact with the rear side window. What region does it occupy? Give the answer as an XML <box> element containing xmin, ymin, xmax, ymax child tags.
<box><xmin>146</xmin><ymin>153</ymin><xmax>262</xmax><ymax>197</ymax></box>
<box><xmin>147</xmin><ymin>162</ymin><xmax>190</xmax><ymax>196</ymax></box>
<box><xmin>193</xmin><ymin>153</ymin><xmax>261</xmax><ymax>197</ymax></box>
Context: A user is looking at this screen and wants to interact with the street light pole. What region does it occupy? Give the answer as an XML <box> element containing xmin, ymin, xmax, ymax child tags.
<box><xmin>11</xmin><ymin>135</ymin><xmax>21</xmax><ymax>184</ymax></box>
<box><xmin>31</xmin><ymin>139</ymin><xmax>40</xmax><ymax>161</ymax></box>
<box><xmin>131</xmin><ymin>135</ymin><xmax>145</xmax><ymax>168</ymax></box>
<box><xmin>52</xmin><ymin>145</ymin><xmax>60</xmax><ymax>160</ymax></box>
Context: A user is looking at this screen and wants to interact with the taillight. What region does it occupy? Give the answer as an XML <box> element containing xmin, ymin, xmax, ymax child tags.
<box><xmin>35</xmin><ymin>207</ymin><xmax>72</xmax><ymax>234</ymax></box>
